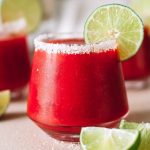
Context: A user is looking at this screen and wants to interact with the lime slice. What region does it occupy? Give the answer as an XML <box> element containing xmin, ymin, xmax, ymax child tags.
<box><xmin>130</xmin><ymin>0</ymin><xmax>150</xmax><ymax>27</ymax></box>
<box><xmin>1</xmin><ymin>0</ymin><xmax>43</xmax><ymax>33</ymax></box>
<box><xmin>84</xmin><ymin>4</ymin><xmax>144</xmax><ymax>61</ymax></box>
<box><xmin>0</xmin><ymin>90</ymin><xmax>10</xmax><ymax>117</ymax></box>
<box><xmin>120</xmin><ymin>120</ymin><xmax>150</xmax><ymax>150</ymax></box>
<box><xmin>80</xmin><ymin>127</ymin><xmax>140</xmax><ymax>150</ymax></box>
<box><xmin>120</xmin><ymin>120</ymin><xmax>141</xmax><ymax>130</ymax></box>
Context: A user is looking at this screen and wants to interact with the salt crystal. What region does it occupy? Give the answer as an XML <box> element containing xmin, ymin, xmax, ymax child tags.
<box><xmin>34</xmin><ymin>33</ymin><xmax>117</xmax><ymax>54</ymax></box>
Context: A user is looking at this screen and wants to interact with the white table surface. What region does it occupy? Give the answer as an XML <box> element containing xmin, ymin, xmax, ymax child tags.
<box><xmin>0</xmin><ymin>85</ymin><xmax>150</xmax><ymax>150</ymax></box>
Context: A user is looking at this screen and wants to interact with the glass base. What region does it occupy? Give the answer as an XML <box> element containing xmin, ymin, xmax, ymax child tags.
<box><xmin>34</xmin><ymin>114</ymin><xmax>128</xmax><ymax>142</ymax></box>
<box><xmin>11</xmin><ymin>86</ymin><xmax>28</xmax><ymax>100</ymax></box>
<box><xmin>125</xmin><ymin>79</ymin><xmax>149</xmax><ymax>90</ymax></box>
<box><xmin>41</xmin><ymin>129</ymin><xmax>80</xmax><ymax>142</ymax></box>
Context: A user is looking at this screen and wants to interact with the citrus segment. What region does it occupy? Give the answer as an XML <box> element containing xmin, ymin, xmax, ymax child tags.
<box><xmin>0</xmin><ymin>90</ymin><xmax>10</xmax><ymax>117</ymax></box>
<box><xmin>80</xmin><ymin>127</ymin><xmax>140</xmax><ymax>150</ymax></box>
<box><xmin>1</xmin><ymin>0</ymin><xmax>43</xmax><ymax>33</ymax></box>
<box><xmin>84</xmin><ymin>4</ymin><xmax>144</xmax><ymax>61</ymax></box>
<box><xmin>120</xmin><ymin>120</ymin><xmax>150</xmax><ymax>150</ymax></box>
<box><xmin>130</xmin><ymin>0</ymin><xmax>150</xmax><ymax>28</ymax></box>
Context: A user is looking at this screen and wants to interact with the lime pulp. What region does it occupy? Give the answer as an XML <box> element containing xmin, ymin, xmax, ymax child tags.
<box><xmin>1</xmin><ymin>0</ymin><xmax>43</xmax><ymax>33</ymax></box>
<box><xmin>80</xmin><ymin>127</ymin><xmax>140</xmax><ymax>150</ymax></box>
<box><xmin>120</xmin><ymin>120</ymin><xmax>150</xmax><ymax>150</ymax></box>
<box><xmin>0</xmin><ymin>90</ymin><xmax>10</xmax><ymax>117</ymax></box>
<box><xmin>84</xmin><ymin>4</ymin><xmax>144</xmax><ymax>61</ymax></box>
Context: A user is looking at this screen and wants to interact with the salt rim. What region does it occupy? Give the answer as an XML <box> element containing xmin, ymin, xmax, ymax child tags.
<box><xmin>0</xmin><ymin>18</ymin><xmax>27</xmax><ymax>35</ymax></box>
<box><xmin>34</xmin><ymin>33</ymin><xmax>117</xmax><ymax>54</ymax></box>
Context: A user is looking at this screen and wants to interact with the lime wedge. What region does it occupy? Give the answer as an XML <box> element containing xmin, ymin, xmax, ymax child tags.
<box><xmin>80</xmin><ymin>127</ymin><xmax>140</xmax><ymax>150</ymax></box>
<box><xmin>1</xmin><ymin>0</ymin><xmax>43</xmax><ymax>33</ymax></box>
<box><xmin>84</xmin><ymin>4</ymin><xmax>144</xmax><ymax>61</ymax></box>
<box><xmin>120</xmin><ymin>120</ymin><xmax>150</xmax><ymax>150</ymax></box>
<box><xmin>0</xmin><ymin>90</ymin><xmax>10</xmax><ymax>117</ymax></box>
<box><xmin>130</xmin><ymin>0</ymin><xmax>150</xmax><ymax>27</ymax></box>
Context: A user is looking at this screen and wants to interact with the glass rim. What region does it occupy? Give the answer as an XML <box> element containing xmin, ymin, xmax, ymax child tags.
<box><xmin>0</xmin><ymin>18</ymin><xmax>27</xmax><ymax>35</ymax></box>
<box><xmin>34</xmin><ymin>33</ymin><xmax>117</xmax><ymax>54</ymax></box>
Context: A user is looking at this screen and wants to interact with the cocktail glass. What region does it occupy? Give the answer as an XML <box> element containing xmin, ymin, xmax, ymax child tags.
<box><xmin>0</xmin><ymin>18</ymin><xmax>31</xmax><ymax>99</ymax></box>
<box><xmin>122</xmin><ymin>27</ymin><xmax>149</xmax><ymax>89</ymax></box>
<box><xmin>27</xmin><ymin>33</ymin><xmax>129</xmax><ymax>142</ymax></box>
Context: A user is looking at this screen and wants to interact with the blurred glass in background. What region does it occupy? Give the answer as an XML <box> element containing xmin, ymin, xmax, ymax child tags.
<box><xmin>0</xmin><ymin>0</ymin><xmax>43</xmax><ymax>99</ymax></box>
<box><xmin>0</xmin><ymin>18</ymin><xmax>31</xmax><ymax>99</ymax></box>
<box><xmin>121</xmin><ymin>0</ymin><xmax>150</xmax><ymax>89</ymax></box>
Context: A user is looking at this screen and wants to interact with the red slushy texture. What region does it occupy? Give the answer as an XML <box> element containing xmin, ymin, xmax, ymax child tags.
<box><xmin>0</xmin><ymin>35</ymin><xmax>31</xmax><ymax>90</ymax></box>
<box><xmin>122</xmin><ymin>28</ymin><xmax>150</xmax><ymax>80</ymax></box>
<box><xmin>28</xmin><ymin>39</ymin><xmax>128</xmax><ymax>132</ymax></box>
